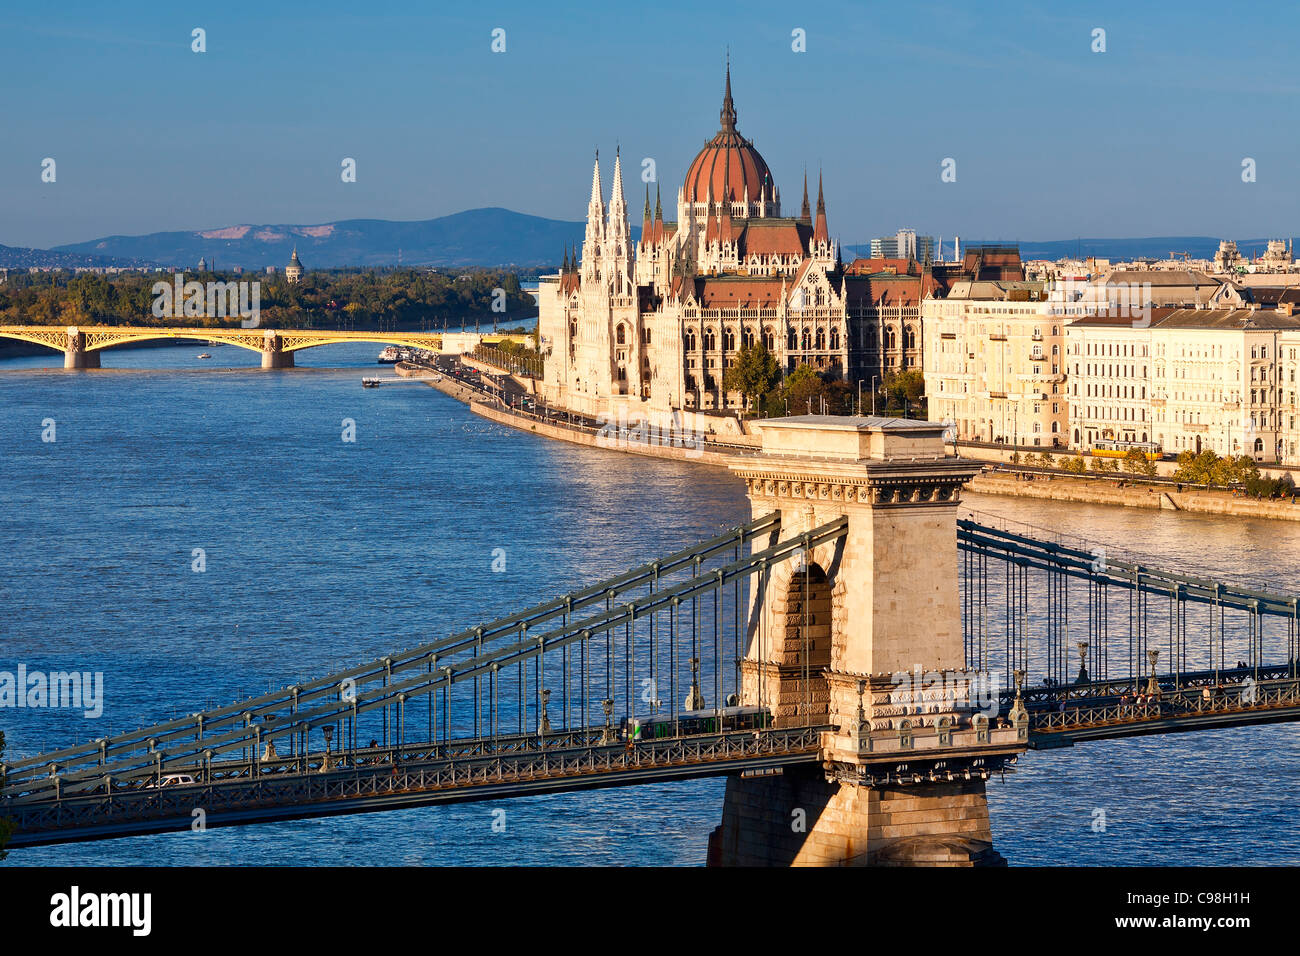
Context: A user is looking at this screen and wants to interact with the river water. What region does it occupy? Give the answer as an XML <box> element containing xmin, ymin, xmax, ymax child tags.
<box><xmin>2</xmin><ymin>342</ymin><xmax>1298</xmax><ymax>865</ymax></box>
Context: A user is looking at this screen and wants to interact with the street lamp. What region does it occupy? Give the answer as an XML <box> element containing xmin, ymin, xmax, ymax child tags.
<box><xmin>1145</xmin><ymin>650</ymin><xmax>1161</xmax><ymax>697</ymax></box>
<box><xmin>601</xmin><ymin>698</ymin><xmax>615</xmax><ymax>744</ymax></box>
<box><xmin>320</xmin><ymin>724</ymin><xmax>336</xmax><ymax>772</ymax></box>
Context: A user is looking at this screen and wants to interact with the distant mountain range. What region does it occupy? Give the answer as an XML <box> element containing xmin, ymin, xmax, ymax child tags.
<box><xmin>1</xmin><ymin>209</ymin><xmax>1288</xmax><ymax>273</ymax></box>
<box><xmin>47</xmin><ymin>208</ymin><xmax>597</xmax><ymax>271</ymax></box>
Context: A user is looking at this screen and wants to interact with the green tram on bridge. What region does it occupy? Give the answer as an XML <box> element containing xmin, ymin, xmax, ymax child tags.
<box><xmin>622</xmin><ymin>705</ymin><xmax>771</xmax><ymax>741</ymax></box>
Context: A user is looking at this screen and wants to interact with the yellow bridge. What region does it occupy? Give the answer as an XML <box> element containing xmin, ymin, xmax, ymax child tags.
<box><xmin>0</xmin><ymin>325</ymin><xmax>447</xmax><ymax>368</ymax></box>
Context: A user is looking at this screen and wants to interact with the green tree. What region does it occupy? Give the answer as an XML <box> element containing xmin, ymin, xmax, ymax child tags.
<box><xmin>782</xmin><ymin>364</ymin><xmax>828</xmax><ymax>414</ymax></box>
<box><xmin>1122</xmin><ymin>448</ymin><xmax>1156</xmax><ymax>477</ymax></box>
<box><xmin>1064</xmin><ymin>454</ymin><xmax>1087</xmax><ymax>474</ymax></box>
<box><xmin>723</xmin><ymin>343</ymin><xmax>780</xmax><ymax>415</ymax></box>
<box><xmin>883</xmin><ymin>368</ymin><xmax>926</xmax><ymax>416</ymax></box>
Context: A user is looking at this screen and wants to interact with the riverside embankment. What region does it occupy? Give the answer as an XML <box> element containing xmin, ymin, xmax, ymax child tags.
<box><xmin>402</xmin><ymin>359</ymin><xmax>1300</xmax><ymax>522</ymax></box>
<box><xmin>969</xmin><ymin>471</ymin><xmax>1300</xmax><ymax>522</ymax></box>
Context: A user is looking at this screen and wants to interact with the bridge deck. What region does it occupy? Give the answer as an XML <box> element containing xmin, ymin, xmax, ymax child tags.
<box><xmin>4</xmin><ymin>727</ymin><xmax>825</xmax><ymax>848</ymax></box>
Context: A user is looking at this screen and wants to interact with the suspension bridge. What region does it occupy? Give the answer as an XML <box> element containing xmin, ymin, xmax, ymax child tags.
<box><xmin>3</xmin><ymin>415</ymin><xmax>1297</xmax><ymax>864</ymax></box>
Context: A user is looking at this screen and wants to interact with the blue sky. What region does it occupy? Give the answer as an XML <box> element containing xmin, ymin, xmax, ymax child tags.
<box><xmin>2</xmin><ymin>0</ymin><xmax>1297</xmax><ymax>250</ymax></box>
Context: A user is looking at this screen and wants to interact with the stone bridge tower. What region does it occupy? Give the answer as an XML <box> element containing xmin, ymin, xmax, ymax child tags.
<box><xmin>710</xmin><ymin>416</ymin><xmax>1026</xmax><ymax>866</ymax></box>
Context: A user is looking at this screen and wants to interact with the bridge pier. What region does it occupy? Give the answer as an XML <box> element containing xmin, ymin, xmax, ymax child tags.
<box><xmin>714</xmin><ymin>416</ymin><xmax>1024</xmax><ymax>867</ymax></box>
<box><xmin>710</xmin><ymin>768</ymin><xmax>1003</xmax><ymax>866</ymax></box>
<box><xmin>64</xmin><ymin>348</ymin><xmax>100</xmax><ymax>369</ymax></box>
<box><xmin>261</xmin><ymin>348</ymin><xmax>295</xmax><ymax>369</ymax></box>
<box><xmin>260</xmin><ymin>331</ymin><xmax>295</xmax><ymax>369</ymax></box>
<box><xmin>63</xmin><ymin>327</ymin><xmax>100</xmax><ymax>368</ymax></box>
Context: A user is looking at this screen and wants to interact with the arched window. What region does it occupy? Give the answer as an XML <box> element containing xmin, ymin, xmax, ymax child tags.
<box><xmin>685</xmin><ymin>331</ymin><xmax>697</xmax><ymax>352</ymax></box>
<box><xmin>815</xmin><ymin>328</ymin><xmax>825</xmax><ymax>350</ymax></box>
<box><xmin>904</xmin><ymin>326</ymin><xmax>916</xmax><ymax>349</ymax></box>
<box><xmin>829</xmin><ymin>328</ymin><xmax>840</xmax><ymax>351</ymax></box>
<box><xmin>787</xmin><ymin>329</ymin><xmax>797</xmax><ymax>350</ymax></box>
<box><xmin>763</xmin><ymin>327</ymin><xmax>775</xmax><ymax>351</ymax></box>
<box><xmin>704</xmin><ymin>329</ymin><xmax>717</xmax><ymax>351</ymax></box>
<box><xmin>616</xmin><ymin>324</ymin><xmax>627</xmax><ymax>345</ymax></box>
<box><xmin>800</xmin><ymin>328</ymin><xmax>811</xmax><ymax>350</ymax></box>
<box><xmin>886</xmin><ymin>327</ymin><xmax>897</xmax><ymax>350</ymax></box>
<box><xmin>724</xmin><ymin>328</ymin><xmax>737</xmax><ymax>351</ymax></box>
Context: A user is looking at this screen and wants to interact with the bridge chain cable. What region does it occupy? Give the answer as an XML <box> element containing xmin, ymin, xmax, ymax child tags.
<box><xmin>4</xmin><ymin>515</ymin><xmax>850</xmax><ymax>803</ymax></box>
<box><xmin>2</xmin><ymin>513</ymin><xmax>782</xmax><ymax>789</ymax></box>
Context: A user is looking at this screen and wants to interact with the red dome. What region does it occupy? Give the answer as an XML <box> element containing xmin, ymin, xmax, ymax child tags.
<box><xmin>682</xmin><ymin>68</ymin><xmax>775</xmax><ymax>204</ymax></box>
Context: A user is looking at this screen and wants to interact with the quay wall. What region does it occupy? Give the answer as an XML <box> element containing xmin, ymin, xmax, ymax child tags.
<box><xmin>969</xmin><ymin>471</ymin><xmax>1300</xmax><ymax>522</ymax></box>
<box><xmin>468</xmin><ymin>400</ymin><xmax>742</xmax><ymax>467</ymax></box>
<box><xmin>404</xmin><ymin>359</ymin><xmax>1300</xmax><ymax>523</ymax></box>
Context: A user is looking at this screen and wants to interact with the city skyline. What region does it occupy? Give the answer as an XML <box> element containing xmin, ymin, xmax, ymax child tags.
<box><xmin>3</xmin><ymin>0</ymin><xmax>1299</xmax><ymax>251</ymax></box>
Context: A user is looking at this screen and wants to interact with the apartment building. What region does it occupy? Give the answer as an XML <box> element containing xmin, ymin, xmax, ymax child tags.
<box><xmin>1065</xmin><ymin>307</ymin><xmax>1300</xmax><ymax>463</ymax></box>
<box><xmin>923</xmin><ymin>280</ymin><xmax>1066</xmax><ymax>446</ymax></box>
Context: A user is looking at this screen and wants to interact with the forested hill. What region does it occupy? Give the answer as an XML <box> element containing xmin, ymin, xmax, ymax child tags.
<box><xmin>52</xmin><ymin>208</ymin><xmax>605</xmax><ymax>270</ymax></box>
<box><xmin>0</xmin><ymin>268</ymin><xmax>536</xmax><ymax>329</ymax></box>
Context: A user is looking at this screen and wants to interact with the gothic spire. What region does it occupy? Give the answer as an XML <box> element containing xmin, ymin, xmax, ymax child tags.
<box><xmin>813</xmin><ymin>170</ymin><xmax>829</xmax><ymax>245</ymax></box>
<box><xmin>589</xmin><ymin>149</ymin><xmax>603</xmax><ymax>208</ymax></box>
<box><xmin>610</xmin><ymin>146</ymin><xmax>625</xmax><ymax>206</ymax></box>
<box><xmin>719</xmin><ymin>56</ymin><xmax>737</xmax><ymax>133</ymax></box>
<box><xmin>799</xmin><ymin>169</ymin><xmax>811</xmax><ymax>223</ymax></box>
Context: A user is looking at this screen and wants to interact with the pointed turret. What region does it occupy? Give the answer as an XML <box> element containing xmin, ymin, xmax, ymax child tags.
<box><xmin>642</xmin><ymin>185</ymin><xmax>653</xmax><ymax>240</ymax></box>
<box><xmin>799</xmin><ymin>170</ymin><xmax>811</xmax><ymax>224</ymax></box>
<box><xmin>720</xmin><ymin>57</ymin><xmax>737</xmax><ymax>133</ymax></box>
<box><xmin>610</xmin><ymin>147</ymin><xmax>626</xmax><ymax>210</ymax></box>
<box><xmin>589</xmin><ymin>150</ymin><xmax>603</xmax><ymax>209</ymax></box>
<box><xmin>653</xmin><ymin>184</ymin><xmax>664</xmax><ymax>244</ymax></box>
<box><xmin>582</xmin><ymin>151</ymin><xmax>604</xmax><ymax>273</ymax></box>
<box><xmin>813</xmin><ymin>170</ymin><xmax>829</xmax><ymax>245</ymax></box>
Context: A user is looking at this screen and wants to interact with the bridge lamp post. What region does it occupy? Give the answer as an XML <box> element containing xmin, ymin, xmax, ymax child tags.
<box><xmin>1075</xmin><ymin>642</ymin><xmax>1090</xmax><ymax>686</ymax></box>
<box><xmin>1145</xmin><ymin>650</ymin><xmax>1161</xmax><ymax>698</ymax></box>
<box><xmin>601</xmin><ymin>698</ymin><xmax>615</xmax><ymax>744</ymax></box>
<box><xmin>321</xmin><ymin>724</ymin><xmax>335</xmax><ymax>772</ymax></box>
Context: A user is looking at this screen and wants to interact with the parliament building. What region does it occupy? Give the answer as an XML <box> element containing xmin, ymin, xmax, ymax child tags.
<box><xmin>538</xmin><ymin>67</ymin><xmax>1011</xmax><ymax>423</ymax></box>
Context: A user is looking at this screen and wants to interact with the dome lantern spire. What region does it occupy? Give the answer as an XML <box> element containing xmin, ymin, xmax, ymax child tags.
<box><xmin>720</xmin><ymin>55</ymin><xmax>737</xmax><ymax>133</ymax></box>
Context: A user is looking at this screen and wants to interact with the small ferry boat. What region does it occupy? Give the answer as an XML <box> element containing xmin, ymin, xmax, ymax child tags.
<box><xmin>197</xmin><ymin>352</ymin><xmax>212</xmax><ymax>359</ymax></box>
<box><xmin>377</xmin><ymin>347</ymin><xmax>401</xmax><ymax>364</ymax></box>
<box><xmin>362</xmin><ymin>377</ymin><xmax>382</xmax><ymax>388</ymax></box>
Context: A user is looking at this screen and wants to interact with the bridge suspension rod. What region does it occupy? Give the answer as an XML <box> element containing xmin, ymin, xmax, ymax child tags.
<box><xmin>5</xmin><ymin>516</ymin><xmax>849</xmax><ymax>801</ymax></box>
<box><xmin>3</xmin><ymin>513</ymin><xmax>781</xmax><ymax>784</ymax></box>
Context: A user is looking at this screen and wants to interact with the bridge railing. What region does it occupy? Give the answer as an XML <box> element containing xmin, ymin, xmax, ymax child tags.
<box><xmin>1029</xmin><ymin>675</ymin><xmax>1300</xmax><ymax>734</ymax></box>
<box><xmin>5</xmin><ymin>725</ymin><xmax>828</xmax><ymax>847</ymax></box>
